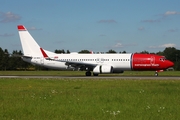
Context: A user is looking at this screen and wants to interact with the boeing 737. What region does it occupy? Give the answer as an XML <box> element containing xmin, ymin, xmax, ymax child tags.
<box><xmin>17</xmin><ymin>25</ymin><xmax>174</xmax><ymax>76</ymax></box>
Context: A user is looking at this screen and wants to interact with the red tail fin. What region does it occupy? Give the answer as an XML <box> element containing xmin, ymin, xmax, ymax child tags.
<box><xmin>17</xmin><ymin>25</ymin><xmax>27</xmax><ymax>31</ymax></box>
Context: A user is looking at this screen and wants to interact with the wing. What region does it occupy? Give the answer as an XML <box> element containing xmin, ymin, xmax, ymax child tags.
<box><xmin>64</xmin><ymin>61</ymin><xmax>97</xmax><ymax>70</ymax></box>
<box><xmin>40</xmin><ymin>48</ymin><xmax>97</xmax><ymax>70</ymax></box>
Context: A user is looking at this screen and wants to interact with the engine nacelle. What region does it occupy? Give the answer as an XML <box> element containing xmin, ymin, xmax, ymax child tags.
<box><xmin>93</xmin><ymin>65</ymin><xmax>113</xmax><ymax>74</ymax></box>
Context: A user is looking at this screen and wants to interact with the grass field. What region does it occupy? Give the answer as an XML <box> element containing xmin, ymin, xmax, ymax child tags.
<box><xmin>0</xmin><ymin>77</ymin><xmax>180</xmax><ymax>120</ymax></box>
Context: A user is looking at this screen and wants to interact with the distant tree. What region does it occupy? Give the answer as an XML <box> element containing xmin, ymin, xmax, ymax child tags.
<box><xmin>163</xmin><ymin>47</ymin><xmax>177</xmax><ymax>62</ymax></box>
<box><xmin>106</xmin><ymin>49</ymin><xmax>117</xmax><ymax>53</ymax></box>
<box><xmin>17</xmin><ymin>50</ymin><xmax>31</xmax><ymax>70</ymax></box>
<box><xmin>119</xmin><ymin>51</ymin><xmax>127</xmax><ymax>53</ymax></box>
<box><xmin>122</xmin><ymin>50</ymin><xmax>126</xmax><ymax>53</ymax></box>
<box><xmin>66</xmin><ymin>50</ymin><xmax>70</xmax><ymax>54</ymax></box>
<box><xmin>78</xmin><ymin>50</ymin><xmax>90</xmax><ymax>53</ymax></box>
<box><xmin>55</xmin><ymin>49</ymin><xmax>65</xmax><ymax>54</ymax></box>
<box><xmin>0</xmin><ymin>48</ymin><xmax>4</xmax><ymax>70</ymax></box>
<box><xmin>140</xmin><ymin>50</ymin><xmax>149</xmax><ymax>54</ymax></box>
<box><xmin>156</xmin><ymin>51</ymin><xmax>164</xmax><ymax>56</ymax></box>
<box><xmin>8</xmin><ymin>50</ymin><xmax>22</xmax><ymax>70</ymax></box>
<box><xmin>0</xmin><ymin>48</ymin><xmax>9</xmax><ymax>70</ymax></box>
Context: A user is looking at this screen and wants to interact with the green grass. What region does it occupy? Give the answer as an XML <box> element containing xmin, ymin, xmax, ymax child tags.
<box><xmin>0</xmin><ymin>78</ymin><xmax>180</xmax><ymax>120</ymax></box>
<box><xmin>0</xmin><ymin>70</ymin><xmax>179</xmax><ymax>76</ymax></box>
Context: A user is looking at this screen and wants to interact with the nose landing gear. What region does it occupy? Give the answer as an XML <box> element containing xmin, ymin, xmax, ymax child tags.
<box><xmin>154</xmin><ymin>72</ymin><xmax>158</xmax><ymax>77</ymax></box>
<box><xmin>154</xmin><ymin>70</ymin><xmax>163</xmax><ymax>77</ymax></box>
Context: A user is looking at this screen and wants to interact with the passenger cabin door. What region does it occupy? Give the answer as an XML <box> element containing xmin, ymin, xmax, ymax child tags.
<box><xmin>150</xmin><ymin>56</ymin><xmax>155</xmax><ymax>68</ymax></box>
<box><xmin>40</xmin><ymin>57</ymin><xmax>44</xmax><ymax>65</ymax></box>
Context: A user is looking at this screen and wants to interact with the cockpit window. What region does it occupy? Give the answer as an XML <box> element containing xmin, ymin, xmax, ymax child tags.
<box><xmin>160</xmin><ymin>57</ymin><xmax>166</xmax><ymax>61</ymax></box>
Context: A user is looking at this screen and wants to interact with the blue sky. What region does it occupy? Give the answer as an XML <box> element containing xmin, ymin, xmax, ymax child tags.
<box><xmin>0</xmin><ymin>0</ymin><xmax>180</xmax><ymax>53</ymax></box>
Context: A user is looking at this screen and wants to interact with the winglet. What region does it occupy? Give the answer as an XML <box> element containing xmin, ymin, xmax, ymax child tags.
<box><xmin>40</xmin><ymin>48</ymin><xmax>48</xmax><ymax>58</ymax></box>
<box><xmin>17</xmin><ymin>25</ymin><xmax>26</xmax><ymax>31</ymax></box>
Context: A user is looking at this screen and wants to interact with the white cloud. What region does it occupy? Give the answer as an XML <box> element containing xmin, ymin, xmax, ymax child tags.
<box><xmin>164</xmin><ymin>11</ymin><xmax>180</xmax><ymax>16</ymax></box>
<box><xmin>114</xmin><ymin>42</ymin><xmax>123</xmax><ymax>48</ymax></box>
<box><xmin>141</xmin><ymin>11</ymin><xmax>180</xmax><ymax>23</ymax></box>
<box><xmin>149</xmin><ymin>43</ymin><xmax>176</xmax><ymax>49</ymax></box>
<box><xmin>159</xmin><ymin>43</ymin><xmax>176</xmax><ymax>48</ymax></box>
<box><xmin>168</xmin><ymin>28</ymin><xmax>178</xmax><ymax>32</ymax></box>
<box><xmin>0</xmin><ymin>11</ymin><xmax>21</xmax><ymax>23</ymax></box>
<box><xmin>0</xmin><ymin>33</ymin><xmax>14</xmax><ymax>37</ymax></box>
<box><xmin>109</xmin><ymin>42</ymin><xmax>137</xmax><ymax>48</ymax></box>
<box><xmin>27</xmin><ymin>27</ymin><xmax>42</xmax><ymax>30</ymax></box>
<box><xmin>142</xmin><ymin>19</ymin><xmax>160</xmax><ymax>23</ymax></box>
<box><xmin>138</xmin><ymin>27</ymin><xmax>145</xmax><ymax>31</ymax></box>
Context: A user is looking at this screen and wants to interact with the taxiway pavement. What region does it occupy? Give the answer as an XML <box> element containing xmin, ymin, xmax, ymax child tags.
<box><xmin>0</xmin><ymin>76</ymin><xmax>180</xmax><ymax>80</ymax></box>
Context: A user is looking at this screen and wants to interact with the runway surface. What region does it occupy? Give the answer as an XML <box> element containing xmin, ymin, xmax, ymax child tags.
<box><xmin>0</xmin><ymin>75</ymin><xmax>180</xmax><ymax>80</ymax></box>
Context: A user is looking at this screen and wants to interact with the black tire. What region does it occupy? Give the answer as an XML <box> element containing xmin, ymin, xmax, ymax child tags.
<box><xmin>85</xmin><ymin>71</ymin><xmax>91</xmax><ymax>76</ymax></box>
<box><xmin>154</xmin><ymin>72</ymin><xmax>158</xmax><ymax>77</ymax></box>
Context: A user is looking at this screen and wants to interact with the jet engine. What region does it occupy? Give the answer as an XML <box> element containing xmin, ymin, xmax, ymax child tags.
<box><xmin>93</xmin><ymin>65</ymin><xmax>113</xmax><ymax>74</ymax></box>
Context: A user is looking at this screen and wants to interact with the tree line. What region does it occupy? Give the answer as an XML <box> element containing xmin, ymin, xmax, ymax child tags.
<box><xmin>0</xmin><ymin>47</ymin><xmax>180</xmax><ymax>70</ymax></box>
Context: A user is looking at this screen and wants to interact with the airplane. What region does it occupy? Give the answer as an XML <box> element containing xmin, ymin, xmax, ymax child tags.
<box><xmin>17</xmin><ymin>25</ymin><xmax>174</xmax><ymax>76</ymax></box>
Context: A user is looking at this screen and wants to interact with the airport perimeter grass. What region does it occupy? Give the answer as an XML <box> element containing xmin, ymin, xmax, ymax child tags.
<box><xmin>0</xmin><ymin>78</ymin><xmax>180</xmax><ymax>120</ymax></box>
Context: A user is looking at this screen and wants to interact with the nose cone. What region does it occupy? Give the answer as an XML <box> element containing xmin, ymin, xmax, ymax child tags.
<box><xmin>167</xmin><ymin>60</ymin><xmax>174</xmax><ymax>68</ymax></box>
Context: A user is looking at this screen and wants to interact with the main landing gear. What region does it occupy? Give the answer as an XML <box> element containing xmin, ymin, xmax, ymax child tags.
<box><xmin>85</xmin><ymin>71</ymin><xmax>99</xmax><ymax>76</ymax></box>
<box><xmin>85</xmin><ymin>71</ymin><xmax>91</xmax><ymax>76</ymax></box>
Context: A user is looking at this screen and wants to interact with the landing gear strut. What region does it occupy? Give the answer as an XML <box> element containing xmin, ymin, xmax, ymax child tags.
<box><xmin>154</xmin><ymin>72</ymin><xmax>158</xmax><ymax>77</ymax></box>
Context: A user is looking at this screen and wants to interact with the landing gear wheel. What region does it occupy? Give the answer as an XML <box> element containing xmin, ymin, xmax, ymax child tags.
<box><xmin>154</xmin><ymin>72</ymin><xmax>158</xmax><ymax>77</ymax></box>
<box><xmin>93</xmin><ymin>73</ymin><xmax>99</xmax><ymax>76</ymax></box>
<box><xmin>85</xmin><ymin>71</ymin><xmax>92</xmax><ymax>76</ymax></box>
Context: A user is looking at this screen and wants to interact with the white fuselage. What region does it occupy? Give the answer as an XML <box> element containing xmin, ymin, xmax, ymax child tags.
<box><xmin>23</xmin><ymin>53</ymin><xmax>132</xmax><ymax>71</ymax></box>
<box><xmin>17</xmin><ymin>25</ymin><xmax>174</xmax><ymax>76</ymax></box>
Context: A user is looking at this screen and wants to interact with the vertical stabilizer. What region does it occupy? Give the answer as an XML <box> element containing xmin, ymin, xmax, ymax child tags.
<box><xmin>17</xmin><ymin>25</ymin><xmax>42</xmax><ymax>56</ymax></box>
